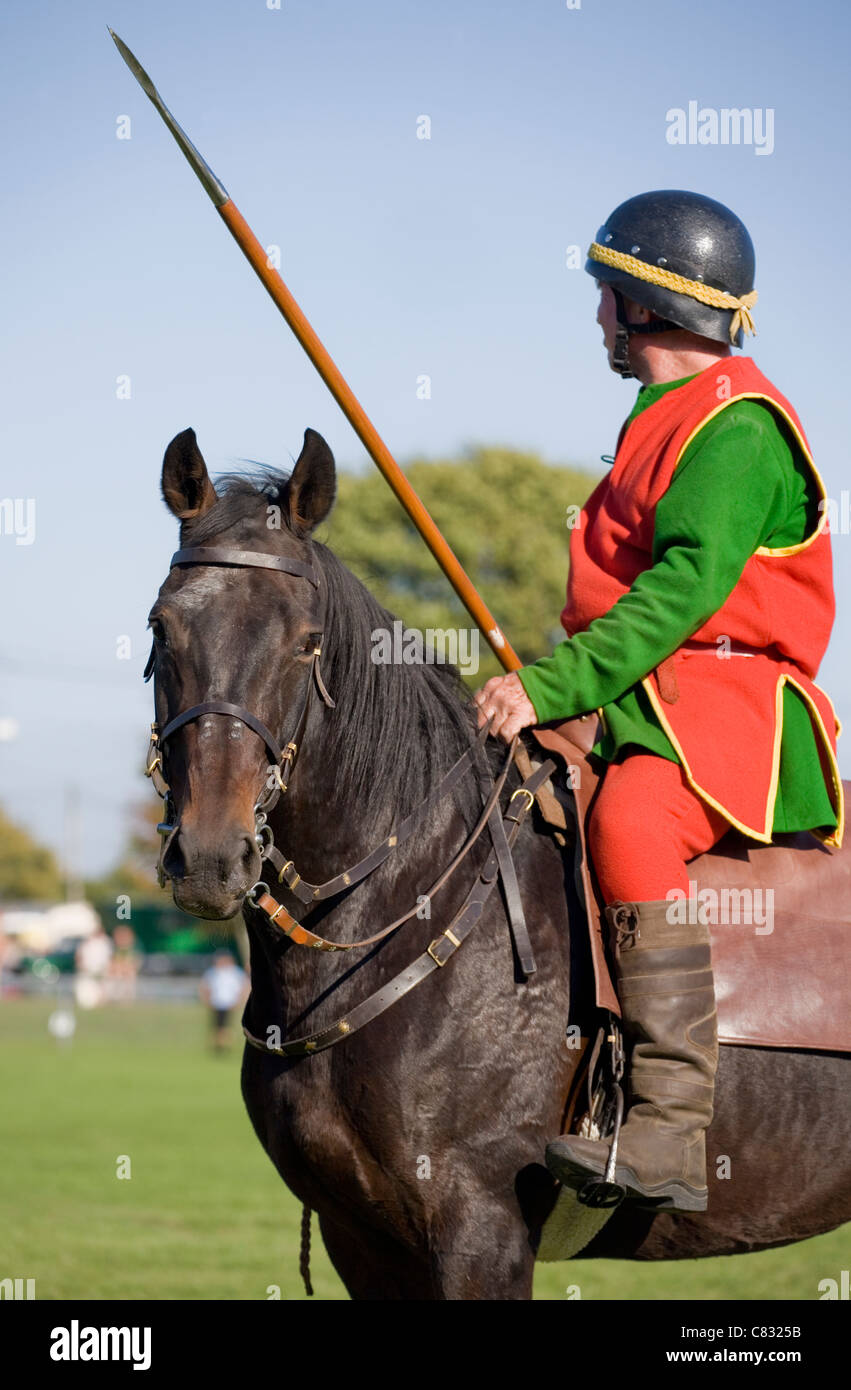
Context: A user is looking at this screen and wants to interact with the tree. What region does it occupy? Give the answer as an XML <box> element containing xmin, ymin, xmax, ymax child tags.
<box><xmin>83</xmin><ymin>794</ymin><xmax>168</xmax><ymax>905</ymax></box>
<box><xmin>0</xmin><ymin>807</ymin><xmax>65</xmax><ymax>901</ymax></box>
<box><xmin>323</xmin><ymin>446</ymin><xmax>599</xmax><ymax>684</ymax></box>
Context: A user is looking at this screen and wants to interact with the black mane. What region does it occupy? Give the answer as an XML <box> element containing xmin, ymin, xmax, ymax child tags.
<box><xmin>182</xmin><ymin>468</ymin><xmax>507</xmax><ymax>828</ymax></box>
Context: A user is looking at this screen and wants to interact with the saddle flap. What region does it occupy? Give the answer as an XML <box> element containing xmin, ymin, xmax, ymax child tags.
<box><xmin>696</xmin><ymin>833</ymin><xmax>851</xmax><ymax>1052</ymax></box>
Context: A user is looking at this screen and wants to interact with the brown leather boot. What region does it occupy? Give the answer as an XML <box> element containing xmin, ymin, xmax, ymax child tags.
<box><xmin>546</xmin><ymin>900</ymin><xmax>718</xmax><ymax>1212</ymax></box>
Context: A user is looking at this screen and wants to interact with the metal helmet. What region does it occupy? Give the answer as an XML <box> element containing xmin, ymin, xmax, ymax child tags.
<box><xmin>585</xmin><ymin>190</ymin><xmax>757</xmax><ymax>378</ymax></box>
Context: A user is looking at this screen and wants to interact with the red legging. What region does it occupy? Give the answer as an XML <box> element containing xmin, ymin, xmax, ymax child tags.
<box><xmin>587</xmin><ymin>753</ymin><xmax>731</xmax><ymax>902</ymax></box>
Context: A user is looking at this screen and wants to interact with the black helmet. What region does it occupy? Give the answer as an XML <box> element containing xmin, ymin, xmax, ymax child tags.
<box><xmin>586</xmin><ymin>190</ymin><xmax>757</xmax><ymax>377</ymax></box>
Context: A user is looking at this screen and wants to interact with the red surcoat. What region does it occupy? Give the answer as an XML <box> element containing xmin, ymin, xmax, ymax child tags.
<box><xmin>561</xmin><ymin>356</ymin><xmax>844</xmax><ymax>845</ymax></box>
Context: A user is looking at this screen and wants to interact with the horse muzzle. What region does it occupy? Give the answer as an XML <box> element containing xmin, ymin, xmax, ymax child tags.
<box><xmin>161</xmin><ymin>819</ymin><xmax>261</xmax><ymax>920</ymax></box>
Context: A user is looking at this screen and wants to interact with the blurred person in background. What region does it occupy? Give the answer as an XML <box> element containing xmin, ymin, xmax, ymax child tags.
<box><xmin>74</xmin><ymin>925</ymin><xmax>113</xmax><ymax>1009</ymax></box>
<box><xmin>200</xmin><ymin>950</ymin><xmax>248</xmax><ymax>1053</ymax></box>
<box><xmin>109</xmin><ymin>924</ymin><xmax>141</xmax><ymax>1002</ymax></box>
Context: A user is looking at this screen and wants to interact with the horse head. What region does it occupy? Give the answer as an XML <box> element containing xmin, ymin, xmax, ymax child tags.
<box><xmin>147</xmin><ymin>425</ymin><xmax>336</xmax><ymax>919</ymax></box>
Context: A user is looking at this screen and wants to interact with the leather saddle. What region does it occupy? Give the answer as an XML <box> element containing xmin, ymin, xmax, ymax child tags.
<box><xmin>528</xmin><ymin>716</ymin><xmax>851</xmax><ymax>1055</ymax></box>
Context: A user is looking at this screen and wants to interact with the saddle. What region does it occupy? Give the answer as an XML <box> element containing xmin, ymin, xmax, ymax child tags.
<box><xmin>527</xmin><ymin>716</ymin><xmax>851</xmax><ymax>1055</ymax></box>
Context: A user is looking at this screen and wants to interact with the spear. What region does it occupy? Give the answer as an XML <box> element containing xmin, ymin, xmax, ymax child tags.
<box><xmin>108</xmin><ymin>29</ymin><xmax>520</xmax><ymax>672</ymax></box>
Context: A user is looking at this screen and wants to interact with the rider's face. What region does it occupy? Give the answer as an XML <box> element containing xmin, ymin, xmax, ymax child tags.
<box><xmin>596</xmin><ymin>282</ymin><xmax>649</xmax><ymax>369</ymax></box>
<box><xmin>596</xmin><ymin>282</ymin><xmax>617</xmax><ymax>361</ymax></box>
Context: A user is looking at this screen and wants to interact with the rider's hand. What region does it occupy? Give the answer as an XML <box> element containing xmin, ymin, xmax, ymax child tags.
<box><xmin>474</xmin><ymin>673</ymin><xmax>538</xmax><ymax>744</ymax></box>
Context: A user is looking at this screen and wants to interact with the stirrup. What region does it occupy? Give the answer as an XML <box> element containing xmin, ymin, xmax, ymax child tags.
<box><xmin>575</xmin><ymin>1015</ymin><xmax>628</xmax><ymax>1211</ymax></box>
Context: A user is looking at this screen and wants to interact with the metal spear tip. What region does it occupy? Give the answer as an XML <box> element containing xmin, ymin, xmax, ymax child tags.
<box><xmin>107</xmin><ymin>28</ymin><xmax>160</xmax><ymax>103</ymax></box>
<box><xmin>106</xmin><ymin>26</ymin><xmax>229</xmax><ymax>206</ymax></box>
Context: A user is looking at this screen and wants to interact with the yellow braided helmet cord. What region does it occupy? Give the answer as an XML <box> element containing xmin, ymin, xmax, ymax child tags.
<box><xmin>588</xmin><ymin>242</ymin><xmax>758</xmax><ymax>343</ymax></box>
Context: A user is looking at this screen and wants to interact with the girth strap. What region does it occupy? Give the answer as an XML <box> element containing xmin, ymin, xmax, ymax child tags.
<box><xmin>242</xmin><ymin>759</ymin><xmax>554</xmax><ymax>1058</ymax></box>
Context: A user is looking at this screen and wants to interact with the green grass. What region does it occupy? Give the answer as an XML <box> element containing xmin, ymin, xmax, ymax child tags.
<box><xmin>0</xmin><ymin>998</ymin><xmax>845</xmax><ymax>1300</ymax></box>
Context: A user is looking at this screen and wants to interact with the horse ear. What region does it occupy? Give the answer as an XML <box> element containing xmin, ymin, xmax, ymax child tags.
<box><xmin>286</xmin><ymin>428</ymin><xmax>336</xmax><ymax>536</ymax></box>
<box><xmin>161</xmin><ymin>428</ymin><xmax>218</xmax><ymax>520</ymax></box>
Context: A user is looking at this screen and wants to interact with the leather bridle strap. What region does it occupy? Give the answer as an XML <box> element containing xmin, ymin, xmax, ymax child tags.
<box><xmin>171</xmin><ymin>546</ymin><xmax>320</xmax><ymax>586</ymax></box>
<box><xmin>252</xmin><ymin>732</ymin><xmax>516</xmax><ymax>951</ymax></box>
<box><xmin>472</xmin><ymin>742</ymin><xmax>537</xmax><ymax>977</ymax></box>
<box><xmin>242</xmin><ymin>759</ymin><xmax>554</xmax><ymax>1057</ymax></box>
<box><xmin>154</xmin><ymin>643</ymin><xmax>330</xmax><ymax>781</ymax></box>
<box><xmin>263</xmin><ymin>721</ymin><xmax>493</xmax><ymax>904</ymax></box>
<box><xmin>160</xmin><ymin>701</ymin><xmax>286</xmax><ymax>765</ymax></box>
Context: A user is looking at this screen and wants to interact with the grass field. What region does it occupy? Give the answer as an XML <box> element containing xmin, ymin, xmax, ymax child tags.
<box><xmin>0</xmin><ymin>997</ymin><xmax>846</xmax><ymax>1301</ymax></box>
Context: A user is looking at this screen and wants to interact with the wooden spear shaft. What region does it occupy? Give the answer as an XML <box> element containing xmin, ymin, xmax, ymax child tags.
<box><xmin>109</xmin><ymin>29</ymin><xmax>521</xmax><ymax>672</ymax></box>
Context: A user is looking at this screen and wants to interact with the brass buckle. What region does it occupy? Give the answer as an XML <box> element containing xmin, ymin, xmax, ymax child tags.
<box><xmin>427</xmin><ymin>937</ymin><xmax>447</xmax><ymax>966</ymax></box>
<box><xmin>426</xmin><ymin>929</ymin><xmax>460</xmax><ymax>966</ymax></box>
<box><xmin>509</xmin><ymin>787</ymin><xmax>535</xmax><ymax>812</ymax></box>
<box><xmin>277</xmin><ymin>860</ymin><xmax>300</xmax><ymax>889</ymax></box>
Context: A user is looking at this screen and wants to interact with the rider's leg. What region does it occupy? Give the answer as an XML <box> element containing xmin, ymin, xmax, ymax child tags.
<box><xmin>547</xmin><ymin>754</ymin><xmax>730</xmax><ymax>1211</ymax></box>
<box><xmin>587</xmin><ymin>752</ymin><xmax>730</xmax><ymax>902</ymax></box>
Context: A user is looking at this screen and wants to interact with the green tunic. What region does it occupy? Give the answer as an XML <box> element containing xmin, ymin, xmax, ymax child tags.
<box><xmin>517</xmin><ymin>375</ymin><xmax>838</xmax><ymax>835</ymax></box>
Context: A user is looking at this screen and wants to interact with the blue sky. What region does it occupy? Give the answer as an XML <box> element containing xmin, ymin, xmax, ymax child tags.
<box><xmin>1</xmin><ymin>0</ymin><xmax>849</xmax><ymax>875</ymax></box>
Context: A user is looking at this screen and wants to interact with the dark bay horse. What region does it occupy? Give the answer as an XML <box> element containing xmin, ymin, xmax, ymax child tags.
<box><xmin>147</xmin><ymin>424</ymin><xmax>851</xmax><ymax>1299</ymax></box>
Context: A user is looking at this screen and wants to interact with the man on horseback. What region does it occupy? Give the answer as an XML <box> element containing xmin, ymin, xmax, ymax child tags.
<box><xmin>474</xmin><ymin>189</ymin><xmax>843</xmax><ymax>1213</ymax></box>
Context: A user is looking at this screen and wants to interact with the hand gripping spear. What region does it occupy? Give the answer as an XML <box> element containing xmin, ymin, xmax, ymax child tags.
<box><xmin>109</xmin><ymin>29</ymin><xmax>521</xmax><ymax>673</ymax></box>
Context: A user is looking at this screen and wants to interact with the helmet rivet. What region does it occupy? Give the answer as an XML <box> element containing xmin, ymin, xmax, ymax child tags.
<box><xmin>657</xmin><ymin>257</ymin><xmax>667</xmax><ymax>266</ymax></box>
<box><xmin>630</xmin><ymin>244</ymin><xmax>640</xmax><ymax>254</ymax></box>
<box><xmin>695</xmin><ymin>273</ymin><xmax>704</xmax><ymax>282</ymax></box>
<box><xmin>604</xmin><ymin>233</ymin><xmax>613</xmax><ymax>243</ymax></box>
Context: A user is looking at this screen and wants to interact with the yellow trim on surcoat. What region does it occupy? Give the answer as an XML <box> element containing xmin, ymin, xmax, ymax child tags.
<box><xmin>672</xmin><ymin>391</ymin><xmax>829</xmax><ymax>557</ymax></box>
<box><xmin>641</xmin><ymin>670</ymin><xmax>843</xmax><ymax>848</ymax></box>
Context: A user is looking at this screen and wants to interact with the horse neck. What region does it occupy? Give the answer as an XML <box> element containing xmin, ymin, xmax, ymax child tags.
<box><xmin>269</xmin><ymin>657</ymin><xmax>477</xmax><ymax>883</ymax></box>
<box><xmin>245</xmin><ymin>661</ymin><xmax>485</xmax><ymax>1035</ymax></box>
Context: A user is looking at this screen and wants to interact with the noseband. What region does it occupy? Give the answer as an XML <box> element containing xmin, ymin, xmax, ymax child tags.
<box><xmin>144</xmin><ymin>545</ymin><xmax>335</xmax><ymax>886</ymax></box>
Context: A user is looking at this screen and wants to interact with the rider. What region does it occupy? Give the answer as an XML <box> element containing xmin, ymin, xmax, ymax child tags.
<box><xmin>474</xmin><ymin>189</ymin><xmax>844</xmax><ymax>1213</ymax></box>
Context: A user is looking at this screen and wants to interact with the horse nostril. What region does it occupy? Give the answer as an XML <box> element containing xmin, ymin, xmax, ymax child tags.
<box><xmin>240</xmin><ymin>834</ymin><xmax>258</xmax><ymax>875</ymax></box>
<box><xmin>162</xmin><ymin>831</ymin><xmax>186</xmax><ymax>882</ymax></box>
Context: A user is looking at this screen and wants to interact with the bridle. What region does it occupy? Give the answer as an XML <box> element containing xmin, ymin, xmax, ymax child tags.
<box><xmin>144</xmin><ymin>538</ymin><xmax>555</xmax><ymax>1057</ymax></box>
<box><xmin>144</xmin><ymin>545</ymin><xmax>335</xmax><ymax>887</ymax></box>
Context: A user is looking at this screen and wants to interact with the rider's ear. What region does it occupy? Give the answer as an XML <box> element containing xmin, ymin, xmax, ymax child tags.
<box><xmin>161</xmin><ymin>428</ymin><xmax>218</xmax><ymax>520</ymax></box>
<box><xmin>286</xmin><ymin>428</ymin><xmax>336</xmax><ymax>537</ymax></box>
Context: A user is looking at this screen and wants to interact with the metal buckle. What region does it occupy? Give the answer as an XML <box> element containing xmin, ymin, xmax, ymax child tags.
<box><xmin>426</xmin><ymin>929</ymin><xmax>460</xmax><ymax>966</ymax></box>
<box><xmin>427</xmin><ymin>937</ymin><xmax>448</xmax><ymax>966</ymax></box>
<box><xmin>268</xmin><ymin>763</ymin><xmax>288</xmax><ymax>793</ymax></box>
<box><xmin>255</xmin><ymin>823</ymin><xmax>273</xmax><ymax>855</ymax></box>
<box><xmin>277</xmin><ymin>860</ymin><xmax>300</xmax><ymax>889</ymax></box>
<box><xmin>509</xmin><ymin>787</ymin><xmax>535</xmax><ymax>812</ymax></box>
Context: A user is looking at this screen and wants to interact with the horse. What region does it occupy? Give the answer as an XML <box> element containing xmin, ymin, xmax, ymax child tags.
<box><xmin>145</xmin><ymin>423</ymin><xmax>851</xmax><ymax>1299</ymax></box>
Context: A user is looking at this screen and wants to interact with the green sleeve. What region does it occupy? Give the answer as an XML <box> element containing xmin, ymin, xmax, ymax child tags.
<box><xmin>516</xmin><ymin>407</ymin><xmax>793</xmax><ymax>723</ymax></box>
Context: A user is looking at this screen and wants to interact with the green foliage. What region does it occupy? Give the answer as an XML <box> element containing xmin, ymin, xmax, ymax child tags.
<box><xmin>83</xmin><ymin>794</ymin><xmax>170</xmax><ymax>906</ymax></box>
<box><xmin>321</xmin><ymin>447</ymin><xmax>599</xmax><ymax>684</ymax></box>
<box><xmin>0</xmin><ymin>806</ymin><xmax>65</xmax><ymax>901</ymax></box>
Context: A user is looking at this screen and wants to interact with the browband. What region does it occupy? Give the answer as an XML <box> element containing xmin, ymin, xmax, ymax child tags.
<box><xmin>170</xmin><ymin>547</ymin><xmax>320</xmax><ymax>587</ymax></box>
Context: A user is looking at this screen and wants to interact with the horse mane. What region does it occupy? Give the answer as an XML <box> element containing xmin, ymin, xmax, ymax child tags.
<box><xmin>181</xmin><ymin>467</ymin><xmax>507</xmax><ymax>828</ymax></box>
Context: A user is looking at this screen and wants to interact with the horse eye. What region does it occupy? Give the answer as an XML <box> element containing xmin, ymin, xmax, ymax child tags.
<box><xmin>148</xmin><ymin>616</ymin><xmax>166</xmax><ymax>642</ymax></box>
